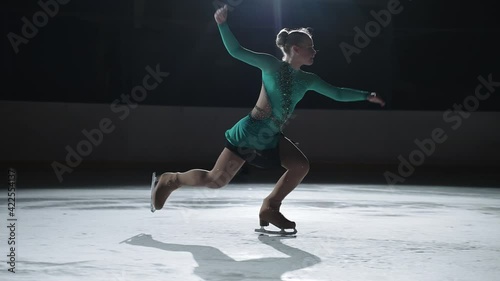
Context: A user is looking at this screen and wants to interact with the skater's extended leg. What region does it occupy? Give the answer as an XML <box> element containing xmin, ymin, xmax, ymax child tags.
<box><xmin>176</xmin><ymin>148</ymin><xmax>246</xmax><ymax>188</ymax></box>
<box><xmin>259</xmin><ymin>135</ymin><xmax>309</xmax><ymax>229</ymax></box>
<box><xmin>152</xmin><ymin>148</ymin><xmax>245</xmax><ymax>210</ymax></box>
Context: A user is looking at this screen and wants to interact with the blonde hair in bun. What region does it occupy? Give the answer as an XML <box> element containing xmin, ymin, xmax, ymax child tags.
<box><xmin>275</xmin><ymin>27</ymin><xmax>313</xmax><ymax>55</ymax></box>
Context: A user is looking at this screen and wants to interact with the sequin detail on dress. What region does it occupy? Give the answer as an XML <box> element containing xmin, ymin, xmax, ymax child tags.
<box><xmin>275</xmin><ymin>62</ymin><xmax>295</xmax><ymax>131</ymax></box>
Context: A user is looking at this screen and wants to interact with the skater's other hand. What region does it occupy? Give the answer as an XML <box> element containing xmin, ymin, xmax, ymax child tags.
<box><xmin>214</xmin><ymin>4</ymin><xmax>229</xmax><ymax>24</ymax></box>
<box><xmin>367</xmin><ymin>92</ymin><xmax>385</xmax><ymax>107</ymax></box>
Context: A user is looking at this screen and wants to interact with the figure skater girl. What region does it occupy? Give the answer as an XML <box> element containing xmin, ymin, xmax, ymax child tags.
<box><xmin>151</xmin><ymin>5</ymin><xmax>385</xmax><ymax>233</ymax></box>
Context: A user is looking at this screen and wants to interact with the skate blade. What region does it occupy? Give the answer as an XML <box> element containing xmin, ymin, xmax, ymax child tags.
<box><xmin>150</xmin><ymin>172</ymin><xmax>157</xmax><ymax>213</ymax></box>
<box><xmin>255</xmin><ymin>227</ymin><xmax>297</xmax><ymax>236</ymax></box>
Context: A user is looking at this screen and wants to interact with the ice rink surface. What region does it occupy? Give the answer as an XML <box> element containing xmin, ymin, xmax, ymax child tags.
<box><xmin>2</xmin><ymin>184</ymin><xmax>500</xmax><ymax>281</ymax></box>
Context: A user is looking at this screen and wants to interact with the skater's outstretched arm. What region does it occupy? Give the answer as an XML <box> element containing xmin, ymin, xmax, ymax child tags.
<box><xmin>308</xmin><ymin>73</ymin><xmax>385</xmax><ymax>106</ymax></box>
<box><xmin>215</xmin><ymin>5</ymin><xmax>278</xmax><ymax>71</ymax></box>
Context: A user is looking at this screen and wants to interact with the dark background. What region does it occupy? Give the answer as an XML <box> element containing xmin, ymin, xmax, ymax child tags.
<box><xmin>2</xmin><ymin>0</ymin><xmax>499</xmax><ymax>111</ymax></box>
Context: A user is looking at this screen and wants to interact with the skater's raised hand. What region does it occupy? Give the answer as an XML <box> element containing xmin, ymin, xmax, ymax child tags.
<box><xmin>214</xmin><ymin>4</ymin><xmax>229</xmax><ymax>24</ymax></box>
<box><xmin>367</xmin><ymin>92</ymin><xmax>385</xmax><ymax>107</ymax></box>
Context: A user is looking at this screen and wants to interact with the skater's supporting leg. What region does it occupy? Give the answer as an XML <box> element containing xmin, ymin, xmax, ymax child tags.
<box><xmin>266</xmin><ymin>135</ymin><xmax>309</xmax><ymax>204</ymax></box>
<box><xmin>259</xmin><ymin>136</ymin><xmax>309</xmax><ymax>228</ymax></box>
